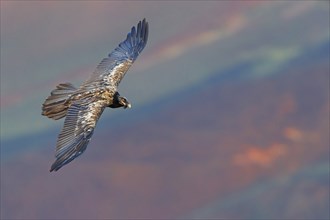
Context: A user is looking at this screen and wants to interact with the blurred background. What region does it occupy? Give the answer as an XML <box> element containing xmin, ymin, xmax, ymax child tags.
<box><xmin>1</xmin><ymin>1</ymin><xmax>329</xmax><ymax>219</ymax></box>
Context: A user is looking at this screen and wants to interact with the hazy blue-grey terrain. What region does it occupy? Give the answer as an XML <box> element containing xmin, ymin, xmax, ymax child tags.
<box><xmin>1</xmin><ymin>1</ymin><xmax>329</xmax><ymax>219</ymax></box>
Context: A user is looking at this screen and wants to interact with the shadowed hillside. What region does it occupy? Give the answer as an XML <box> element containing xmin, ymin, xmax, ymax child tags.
<box><xmin>2</xmin><ymin>55</ymin><xmax>328</xmax><ymax>219</ymax></box>
<box><xmin>1</xmin><ymin>1</ymin><xmax>329</xmax><ymax>219</ymax></box>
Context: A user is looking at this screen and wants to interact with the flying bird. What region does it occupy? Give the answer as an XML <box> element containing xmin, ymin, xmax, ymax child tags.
<box><xmin>42</xmin><ymin>19</ymin><xmax>149</xmax><ymax>172</ymax></box>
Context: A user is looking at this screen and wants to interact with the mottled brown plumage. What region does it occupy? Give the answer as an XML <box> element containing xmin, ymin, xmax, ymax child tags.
<box><xmin>42</xmin><ymin>19</ymin><xmax>148</xmax><ymax>171</ymax></box>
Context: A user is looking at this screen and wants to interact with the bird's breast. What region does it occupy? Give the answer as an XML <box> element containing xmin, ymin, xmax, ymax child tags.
<box><xmin>69</xmin><ymin>88</ymin><xmax>116</xmax><ymax>106</ymax></box>
<box><xmin>99</xmin><ymin>89</ymin><xmax>117</xmax><ymax>104</ymax></box>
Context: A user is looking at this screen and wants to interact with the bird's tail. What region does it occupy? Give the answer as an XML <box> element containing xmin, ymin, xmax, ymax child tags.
<box><xmin>42</xmin><ymin>83</ymin><xmax>77</xmax><ymax>120</ymax></box>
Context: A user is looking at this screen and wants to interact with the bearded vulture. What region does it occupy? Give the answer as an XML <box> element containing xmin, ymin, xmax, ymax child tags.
<box><xmin>42</xmin><ymin>19</ymin><xmax>149</xmax><ymax>172</ymax></box>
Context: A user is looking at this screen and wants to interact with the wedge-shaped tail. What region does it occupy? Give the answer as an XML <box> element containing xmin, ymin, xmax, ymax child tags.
<box><xmin>42</xmin><ymin>83</ymin><xmax>76</xmax><ymax>120</ymax></box>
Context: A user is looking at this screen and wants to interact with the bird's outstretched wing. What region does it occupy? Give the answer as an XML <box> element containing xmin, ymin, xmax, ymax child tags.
<box><xmin>50</xmin><ymin>98</ymin><xmax>107</xmax><ymax>172</ymax></box>
<box><xmin>81</xmin><ymin>19</ymin><xmax>149</xmax><ymax>90</ymax></box>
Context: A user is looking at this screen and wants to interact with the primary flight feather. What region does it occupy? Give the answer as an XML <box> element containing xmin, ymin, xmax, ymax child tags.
<box><xmin>42</xmin><ymin>19</ymin><xmax>149</xmax><ymax>172</ymax></box>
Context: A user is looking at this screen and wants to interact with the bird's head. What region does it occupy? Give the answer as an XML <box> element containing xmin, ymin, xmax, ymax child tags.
<box><xmin>118</xmin><ymin>96</ymin><xmax>131</xmax><ymax>109</ymax></box>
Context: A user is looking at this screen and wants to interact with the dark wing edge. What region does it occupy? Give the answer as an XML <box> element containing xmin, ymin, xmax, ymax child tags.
<box><xmin>50</xmin><ymin>99</ymin><xmax>106</xmax><ymax>172</ymax></box>
<box><xmin>110</xmin><ymin>18</ymin><xmax>149</xmax><ymax>62</ymax></box>
<box><xmin>81</xmin><ymin>19</ymin><xmax>149</xmax><ymax>89</ymax></box>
